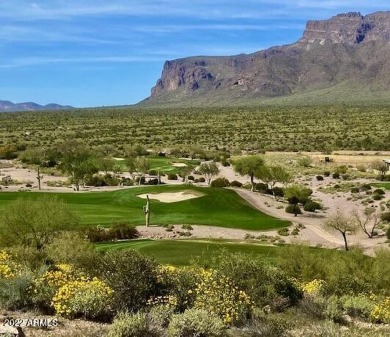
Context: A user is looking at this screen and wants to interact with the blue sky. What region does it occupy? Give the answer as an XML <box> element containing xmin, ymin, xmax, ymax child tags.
<box><xmin>1</xmin><ymin>1</ymin><xmax>390</xmax><ymax>107</ymax></box>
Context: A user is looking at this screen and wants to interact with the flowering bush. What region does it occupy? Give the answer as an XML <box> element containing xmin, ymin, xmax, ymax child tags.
<box><xmin>301</xmin><ymin>279</ymin><xmax>325</xmax><ymax>296</ymax></box>
<box><xmin>371</xmin><ymin>297</ymin><xmax>390</xmax><ymax>323</ymax></box>
<box><xmin>52</xmin><ymin>277</ymin><xmax>113</xmax><ymax>319</ymax></box>
<box><xmin>194</xmin><ymin>269</ymin><xmax>252</xmax><ymax>325</ymax></box>
<box><xmin>156</xmin><ymin>265</ymin><xmax>199</xmax><ymax>311</ymax></box>
<box><xmin>0</xmin><ymin>250</ymin><xmax>20</xmax><ymax>279</ymax></box>
<box><xmin>32</xmin><ymin>263</ymin><xmax>84</xmax><ymax>312</ymax></box>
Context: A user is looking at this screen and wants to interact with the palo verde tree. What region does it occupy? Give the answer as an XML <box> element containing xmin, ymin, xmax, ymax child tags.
<box><xmin>371</xmin><ymin>160</ymin><xmax>388</xmax><ymax>181</ymax></box>
<box><xmin>0</xmin><ymin>195</ymin><xmax>78</xmax><ymax>252</ymax></box>
<box><xmin>351</xmin><ymin>207</ymin><xmax>383</xmax><ymax>239</ymax></box>
<box><xmin>134</xmin><ymin>156</ymin><xmax>151</xmax><ymax>185</ymax></box>
<box><xmin>257</xmin><ymin>165</ymin><xmax>292</xmax><ymax>199</ymax></box>
<box><xmin>232</xmin><ymin>155</ymin><xmax>265</xmax><ymax>191</ymax></box>
<box><xmin>198</xmin><ymin>162</ymin><xmax>220</xmax><ymax>185</ymax></box>
<box><xmin>179</xmin><ymin>165</ymin><xmax>193</xmax><ymax>182</ymax></box>
<box><xmin>324</xmin><ymin>208</ymin><xmax>359</xmax><ymax>251</ymax></box>
<box><xmin>57</xmin><ymin>141</ymin><xmax>99</xmax><ymax>191</ymax></box>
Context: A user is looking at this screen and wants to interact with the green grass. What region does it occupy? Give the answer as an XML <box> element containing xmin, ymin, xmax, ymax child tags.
<box><xmin>372</xmin><ymin>182</ymin><xmax>390</xmax><ymax>190</ymax></box>
<box><xmin>0</xmin><ymin>185</ymin><xmax>289</xmax><ymax>230</ymax></box>
<box><xmin>96</xmin><ymin>239</ymin><xmax>281</xmax><ymax>265</ymax></box>
<box><xmin>114</xmin><ymin>156</ymin><xmax>200</xmax><ymax>174</ymax></box>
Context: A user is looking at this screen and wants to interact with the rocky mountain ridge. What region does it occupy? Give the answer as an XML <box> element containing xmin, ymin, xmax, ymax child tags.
<box><xmin>0</xmin><ymin>100</ymin><xmax>73</xmax><ymax>112</ymax></box>
<box><xmin>145</xmin><ymin>11</ymin><xmax>390</xmax><ymax>106</ymax></box>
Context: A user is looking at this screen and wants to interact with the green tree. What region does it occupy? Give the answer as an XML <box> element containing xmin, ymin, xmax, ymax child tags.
<box><xmin>371</xmin><ymin>160</ymin><xmax>388</xmax><ymax>181</ymax></box>
<box><xmin>98</xmin><ymin>157</ymin><xmax>115</xmax><ymax>175</ymax></box>
<box><xmin>232</xmin><ymin>155</ymin><xmax>265</xmax><ymax>191</ymax></box>
<box><xmin>0</xmin><ymin>196</ymin><xmax>78</xmax><ymax>252</ymax></box>
<box><xmin>179</xmin><ymin>165</ymin><xmax>193</xmax><ymax>182</ymax></box>
<box><xmin>257</xmin><ymin>165</ymin><xmax>292</xmax><ymax>199</ymax></box>
<box><xmin>284</xmin><ymin>184</ymin><xmax>312</xmax><ymax>204</ymax></box>
<box><xmin>198</xmin><ymin>162</ymin><xmax>220</xmax><ymax>185</ymax></box>
<box><xmin>57</xmin><ymin>141</ymin><xmax>99</xmax><ymax>191</ymax></box>
<box><xmin>134</xmin><ymin>156</ymin><xmax>150</xmax><ymax>185</ymax></box>
<box><xmin>324</xmin><ymin>209</ymin><xmax>359</xmax><ymax>251</ymax></box>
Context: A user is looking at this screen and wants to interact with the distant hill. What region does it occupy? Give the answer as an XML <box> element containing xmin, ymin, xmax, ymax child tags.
<box><xmin>0</xmin><ymin>100</ymin><xmax>74</xmax><ymax>112</ymax></box>
<box><xmin>143</xmin><ymin>11</ymin><xmax>390</xmax><ymax>106</ymax></box>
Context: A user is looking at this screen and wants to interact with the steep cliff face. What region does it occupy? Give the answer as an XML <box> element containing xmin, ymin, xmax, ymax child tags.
<box><xmin>299</xmin><ymin>12</ymin><xmax>390</xmax><ymax>45</ymax></box>
<box><xmin>145</xmin><ymin>11</ymin><xmax>390</xmax><ymax>106</ymax></box>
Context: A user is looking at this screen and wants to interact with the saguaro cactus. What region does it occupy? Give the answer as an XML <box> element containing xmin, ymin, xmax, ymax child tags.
<box><xmin>143</xmin><ymin>195</ymin><xmax>150</xmax><ymax>227</ymax></box>
<box><xmin>36</xmin><ymin>165</ymin><xmax>44</xmax><ymax>190</ymax></box>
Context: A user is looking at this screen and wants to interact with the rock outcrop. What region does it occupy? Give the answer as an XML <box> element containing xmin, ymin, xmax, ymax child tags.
<box><xmin>145</xmin><ymin>11</ymin><xmax>390</xmax><ymax>106</ymax></box>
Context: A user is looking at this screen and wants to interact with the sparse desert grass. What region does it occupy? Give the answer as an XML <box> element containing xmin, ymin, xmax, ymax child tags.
<box><xmin>1</xmin><ymin>106</ymin><xmax>390</xmax><ymax>154</ymax></box>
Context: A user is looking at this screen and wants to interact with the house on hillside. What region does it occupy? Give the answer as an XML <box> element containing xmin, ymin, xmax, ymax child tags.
<box><xmin>384</xmin><ymin>159</ymin><xmax>390</xmax><ymax>171</ymax></box>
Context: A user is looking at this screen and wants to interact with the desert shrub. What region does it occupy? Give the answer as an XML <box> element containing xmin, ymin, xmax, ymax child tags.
<box><xmin>341</xmin><ymin>294</ymin><xmax>374</xmax><ymax>319</ymax></box>
<box><xmin>210</xmin><ymin>177</ymin><xmax>230</xmax><ymax>188</ymax></box>
<box><xmin>372</xmin><ymin>194</ymin><xmax>384</xmax><ymax>200</ymax></box>
<box><xmin>0</xmin><ymin>250</ymin><xmax>21</xmax><ymax>279</ymax></box>
<box><xmin>187</xmin><ymin>175</ymin><xmax>195</xmax><ymax>181</ymax></box>
<box><xmin>121</xmin><ymin>178</ymin><xmax>134</xmax><ymax>186</ymax></box>
<box><xmin>0</xmin><ymin>268</ymin><xmax>34</xmax><ymax>310</ymax></box>
<box><xmin>110</xmin><ymin>222</ymin><xmax>139</xmax><ymax>240</ymax></box>
<box><xmin>272</xmin><ymin>186</ymin><xmax>285</xmax><ymax>197</ymax></box>
<box><xmin>209</xmin><ymin>252</ymin><xmax>302</xmax><ymax>312</ymax></box>
<box><xmin>381</xmin><ymin>212</ymin><xmax>390</xmax><ymax>222</ymax></box>
<box><xmin>135</xmin><ymin>176</ymin><xmax>146</xmax><ymax>184</ymax></box>
<box><xmin>386</xmin><ymin>227</ymin><xmax>390</xmax><ymax>240</ymax></box>
<box><xmin>230</xmin><ymin>314</ymin><xmax>291</xmax><ymax>337</ymax></box>
<box><xmin>149</xmin><ymin>169</ymin><xmax>158</xmax><ymax>176</ymax></box>
<box><xmin>255</xmin><ymin>182</ymin><xmax>268</xmax><ymax>192</ymax></box>
<box><xmin>342</xmin><ymin>174</ymin><xmax>350</xmax><ymax>180</ymax></box>
<box><xmin>303</xmin><ymin>201</ymin><xmax>322</xmax><ymax>212</ymax></box>
<box><xmin>285</xmin><ymin>204</ymin><xmax>302</xmax><ymax>215</ymax></box>
<box><xmin>52</xmin><ymin>277</ymin><xmax>113</xmax><ymax>320</ymax></box>
<box><xmin>45</xmin><ymin>232</ymin><xmax>100</xmax><ymax>271</ymax></box>
<box><xmin>230</xmin><ymin>180</ymin><xmax>242</xmax><ymax>187</ymax></box>
<box><xmin>198</xmin><ymin>177</ymin><xmax>206</xmax><ymax>183</ymax></box>
<box><xmin>277</xmin><ymin>228</ymin><xmax>289</xmax><ymax>236</ymax></box>
<box><xmin>350</xmin><ymin>187</ymin><xmax>360</xmax><ymax>193</ymax></box>
<box><xmin>335</xmin><ymin>165</ymin><xmax>348</xmax><ymax>174</ymax></box>
<box><xmin>167</xmin><ymin>308</ymin><xmax>226</xmax><ymax>337</ymax></box>
<box><xmin>32</xmin><ymin>263</ymin><xmax>84</xmax><ymax>313</ymax></box>
<box><xmin>147</xmin><ymin>178</ymin><xmax>161</xmax><ymax>185</ymax></box>
<box><xmin>299</xmin><ymin>295</ymin><xmax>327</xmax><ymax>320</ymax></box>
<box><xmin>193</xmin><ymin>269</ymin><xmax>252</xmax><ymax>325</ymax></box>
<box><xmin>107</xmin><ymin>312</ymin><xmax>155</xmax><ymax>337</ymax></box>
<box><xmin>374</xmin><ymin>188</ymin><xmax>385</xmax><ymax>195</ymax></box>
<box><xmin>85</xmin><ymin>226</ymin><xmax>110</xmax><ymax>243</ymax></box>
<box><xmin>332</xmin><ymin>172</ymin><xmax>340</xmax><ymax>179</ymax></box>
<box><xmin>98</xmin><ymin>249</ymin><xmax>159</xmax><ymax>312</ymax></box>
<box><xmin>297</xmin><ymin>156</ymin><xmax>312</xmax><ymax>167</ymax></box>
<box><xmin>324</xmin><ymin>295</ymin><xmax>343</xmax><ymax>322</ymax></box>
<box><xmin>155</xmin><ymin>265</ymin><xmax>199</xmax><ymax>312</ymax></box>
<box><xmin>361</xmin><ymin>184</ymin><xmax>372</xmax><ymax>191</ymax></box>
<box><xmin>148</xmin><ymin>304</ymin><xmax>175</xmax><ymax>331</ymax></box>
<box><xmin>167</xmin><ymin>174</ymin><xmax>178</xmax><ymax>180</ymax></box>
<box><xmin>357</xmin><ymin>165</ymin><xmax>367</xmax><ymax>172</ymax></box>
<box><xmin>371</xmin><ymin>297</ymin><xmax>390</xmax><ymax>323</ymax></box>
<box><xmin>316</xmin><ymin>175</ymin><xmax>324</xmax><ymax>181</ymax></box>
<box><xmin>324</xmin><ymin>171</ymin><xmax>331</xmax><ymax>177</ymax></box>
<box><xmin>85</xmin><ymin>224</ymin><xmax>139</xmax><ymax>243</ymax></box>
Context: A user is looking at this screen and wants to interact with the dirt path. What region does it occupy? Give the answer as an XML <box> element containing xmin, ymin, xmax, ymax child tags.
<box><xmin>233</xmin><ymin>188</ymin><xmax>345</xmax><ymax>247</ymax></box>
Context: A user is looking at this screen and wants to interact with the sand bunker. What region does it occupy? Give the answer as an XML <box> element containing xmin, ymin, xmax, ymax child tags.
<box><xmin>138</xmin><ymin>191</ymin><xmax>204</xmax><ymax>203</ymax></box>
<box><xmin>172</xmin><ymin>163</ymin><xmax>188</xmax><ymax>167</ymax></box>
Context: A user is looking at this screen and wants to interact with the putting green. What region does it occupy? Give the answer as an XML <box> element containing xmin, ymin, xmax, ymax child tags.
<box><xmin>96</xmin><ymin>239</ymin><xmax>281</xmax><ymax>266</ymax></box>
